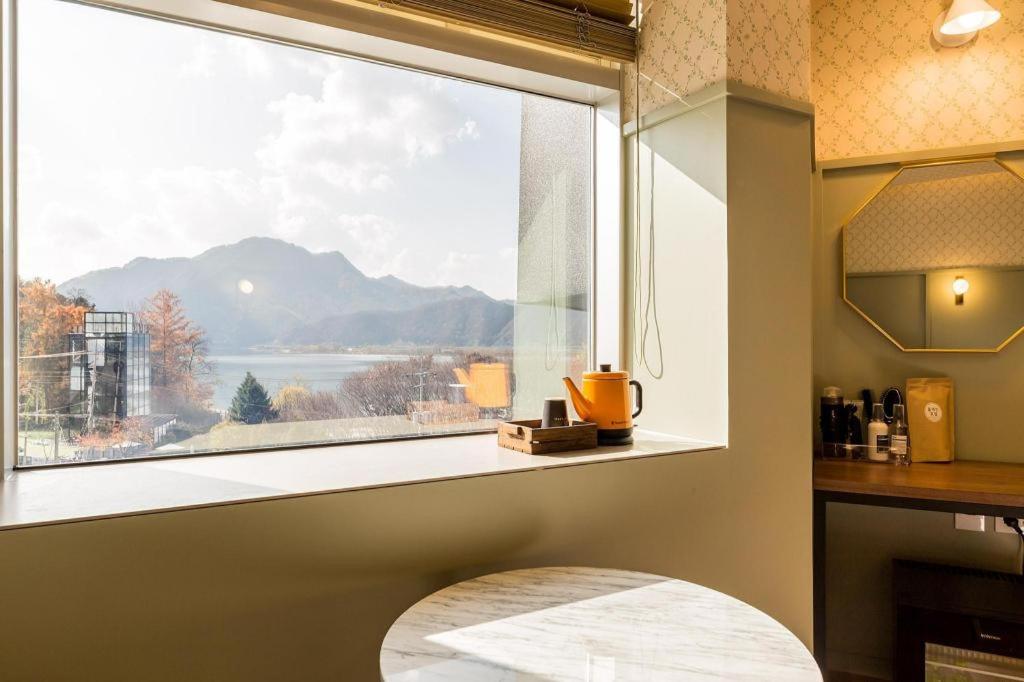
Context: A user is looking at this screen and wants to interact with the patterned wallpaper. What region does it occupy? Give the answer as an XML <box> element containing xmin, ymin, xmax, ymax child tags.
<box><xmin>727</xmin><ymin>0</ymin><xmax>811</xmax><ymax>101</ymax></box>
<box><xmin>623</xmin><ymin>0</ymin><xmax>727</xmax><ymax>120</ymax></box>
<box><xmin>846</xmin><ymin>161</ymin><xmax>1024</xmax><ymax>273</ymax></box>
<box><xmin>624</xmin><ymin>0</ymin><xmax>809</xmax><ymax>122</ymax></box>
<box><xmin>813</xmin><ymin>0</ymin><xmax>1024</xmax><ymax>161</ymax></box>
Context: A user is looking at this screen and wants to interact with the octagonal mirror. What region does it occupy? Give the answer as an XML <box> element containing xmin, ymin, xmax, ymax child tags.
<box><xmin>843</xmin><ymin>157</ymin><xmax>1024</xmax><ymax>352</ymax></box>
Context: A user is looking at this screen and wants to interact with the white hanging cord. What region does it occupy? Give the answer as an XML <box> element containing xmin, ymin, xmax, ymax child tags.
<box><xmin>641</xmin><ymin>142</ymin><xmax>664</xmax><ymax>378</ymax></box>
<box><xmin>632</xmin><ymin>0</ymin><xmax>664</xmax><ymax>379</ymax></box>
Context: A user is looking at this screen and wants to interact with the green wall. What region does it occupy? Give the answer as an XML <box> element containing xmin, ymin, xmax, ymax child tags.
<box><xmin>814</xmin><ymin>151</ymin><xmax>1024</xmax><ymax>678</ymax></box>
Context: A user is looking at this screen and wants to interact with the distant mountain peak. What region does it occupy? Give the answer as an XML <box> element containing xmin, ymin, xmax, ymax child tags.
<box><xmin>58</xmin><ymin>238</ymin><xmax>507</xmax><ymax>351</ymax></box>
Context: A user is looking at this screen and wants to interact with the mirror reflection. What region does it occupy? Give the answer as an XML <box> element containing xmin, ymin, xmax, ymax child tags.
<box><xmin>843</xmin><ymin>159</ymin><xmax>1024</xmax><ymax>351</ymax></box>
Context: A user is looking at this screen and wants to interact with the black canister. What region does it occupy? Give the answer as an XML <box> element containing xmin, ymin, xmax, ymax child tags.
<box><xmin>820</xmin><ymin>386</ymin><xmax>848</xmax><ymax>458</ymax></box>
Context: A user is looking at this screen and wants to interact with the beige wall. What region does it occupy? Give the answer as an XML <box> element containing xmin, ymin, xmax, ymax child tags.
<box><xmin>926</xmin><ymin>267</ymin><xmax>1024</xmax><ymax>349</ymax></box>
<box><xmin>627</xmin><ymin>87</ymin><xmax>814</xmax><ymax>641</ymax></box>
<box><xmin>0</xmin><ymin>3</ymin><xmax>819</xmax><ymax>679</ymax></box>
<box><xmin>812</xmin><ymin>0</ymin><xmax>1024</xmax><ymax>161</ymax></box>
<box><xmin>814</xmin><ymin>152</ymin><xmax>1024</xmax><ymax>677</ymax></box>
<box><xmin>624</xmin><ymin>0</ymin><xmax>727</xmax><ymax>119</ymax></box>
<box><xmin>845</xmin><ymin>162</ymin><xmax>1024</xmax><ymax>274</ymax></box>
<box><xmin>627</xmin><ymin>98</ymin><xmax>729</xmax><ymax>444</ymax></box>
<box><xmin>0</xmin><ymin>441</ymin><xmax>797</xmax><ymax>682</ymax></box>
<box><xmin>625</xmin><ymin>0</ymin><xmax>810</xmax><ymax>121</ymax></box>
<box><xmin>845</xmin><ymin>273</ymin><xmax>926</xmax><ymax>348</ymax></box>
<box><xmin>727</xmin><ymin>0</ymin><xmax>811</xmax><ymax>101</ymax></box>
<box><xmin>0</xmin><ymin>93</ymin><xmax>815</xmax><ymax>682</ymax></box>
<box><xmin>845</xmin><ymin>268</ymin><xmax>1024</xmax><ymax>351</ymax></box>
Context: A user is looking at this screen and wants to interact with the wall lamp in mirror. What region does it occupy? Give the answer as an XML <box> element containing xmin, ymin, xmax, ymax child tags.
<box><xmin>934</xmin><ymin>0</ymin><xmax>1002</xmax><ymax>47</ymax></box>
<box><xmin>842</xmin><ymin>156</ymin><xmax>1024</xmax><ymax>353</ymax></box>
<box><xmin>953</xmin><ymin>276</ymin><xmax>969</xmax><ymax>305</ymax></box>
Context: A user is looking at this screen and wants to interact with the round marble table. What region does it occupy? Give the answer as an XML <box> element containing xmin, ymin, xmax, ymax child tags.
<box><xmin>380</xmin><ymin>566</ymin><xmax>821</xmax><ymax>681</ymax></box>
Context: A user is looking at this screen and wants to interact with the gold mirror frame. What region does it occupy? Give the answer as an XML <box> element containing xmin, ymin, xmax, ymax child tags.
<box><xmin>841</xmin><ymin>155</ymin><xmax>1024</xmax><ymax>353</ymax></box>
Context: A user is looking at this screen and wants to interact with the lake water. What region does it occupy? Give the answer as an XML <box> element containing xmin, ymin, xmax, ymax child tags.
<box><xmin>208</xmin><ymin>353</ymin><xmax>409</xmax><ymax>410</ymax></box>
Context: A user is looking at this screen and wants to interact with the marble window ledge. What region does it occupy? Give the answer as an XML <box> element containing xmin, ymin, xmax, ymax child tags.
<box><xmin>0</xmin><ymin>431</ymin><xmax>722</xmax><ymax>531</ymax></box>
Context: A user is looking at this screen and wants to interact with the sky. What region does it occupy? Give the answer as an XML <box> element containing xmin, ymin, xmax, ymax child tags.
<box><xmin>17</xmin><ymin>0</ymin><xmax>529</xmax><ymax>300</ymax></box>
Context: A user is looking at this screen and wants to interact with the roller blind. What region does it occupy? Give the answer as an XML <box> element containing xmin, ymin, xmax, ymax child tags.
<box><xmin>216</xmin><ymin>0</ymin><xmax>637</xmax><ymax>62</ymax></box>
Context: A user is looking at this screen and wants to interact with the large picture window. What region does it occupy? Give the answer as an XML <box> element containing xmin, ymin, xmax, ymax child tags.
<box><xmin>13</xmin><ymin>0</ymin><xmax>594</xmax><ymax>466</ymax></box>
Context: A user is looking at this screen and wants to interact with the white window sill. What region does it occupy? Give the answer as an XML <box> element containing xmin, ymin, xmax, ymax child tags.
<box><xmin>0</xmin><ymin>431</ymin><xmax>721</xmax><ymax>531</ymax></box>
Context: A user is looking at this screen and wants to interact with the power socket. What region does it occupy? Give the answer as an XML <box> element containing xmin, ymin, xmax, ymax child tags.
<box><xmin>954</xmin><ymin>514</ymin><xmax>988</xmax><ymax>532</ymax></box>
<box><xmin>996</xmin><ymin>517</ymin><xmax>1024</xmax><ymax>535</ymax></box>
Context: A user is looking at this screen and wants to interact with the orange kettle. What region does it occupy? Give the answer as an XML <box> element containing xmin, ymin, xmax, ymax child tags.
<box><xmin>563</xmin><ymin>365</ymin><xmax>642</xmax><ymax>445</ymax></box>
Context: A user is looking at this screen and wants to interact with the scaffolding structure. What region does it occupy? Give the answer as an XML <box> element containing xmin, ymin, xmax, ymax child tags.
<box><xmin>68</xmin><ymin>312</ymin><xmax>152</xmax><ymax>424</ymax></box>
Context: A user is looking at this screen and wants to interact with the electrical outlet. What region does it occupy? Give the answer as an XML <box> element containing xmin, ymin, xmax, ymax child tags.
<box><xmin>954</xmin><ymin>514</ymin><xmax>988</xmax><ymax>532</ymax></box>
<box><xmin>996</xmin><ymin>517</ymin><xmax>1024</xmax><ymax>535</ymax></box>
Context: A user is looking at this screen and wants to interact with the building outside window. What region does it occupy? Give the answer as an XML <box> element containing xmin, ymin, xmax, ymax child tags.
<box><xmin>68</xmin><ymin>312</ymin><xmax>151</xmax><ymax>422</ymax></box>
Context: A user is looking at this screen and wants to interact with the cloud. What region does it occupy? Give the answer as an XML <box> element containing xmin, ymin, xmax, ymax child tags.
<box><xmin>20</xmin><ymin>205</ymin><xmax>105</xmax><ymax>284</ymax></box>
<box><xmin>334</xmin><ymin>214</ymin><xmax>412</xmax><ymax>278</ymax></box>
<box><xmin>257</xmin><ymin>63</ymin><xmax>478</xmax><ymax>194</ymax></box>
<box><xmin>178</xmin><ymin>34</ymin><xmax>275</xmax><ymax>79</ymax></box>
<box><xmin>433</xmin><ymin>251</ymin><xmax>485</xmax><ymax>287</ymax></box>
<box><xmin>20</xmin><ymin>144</ymin><xmax>43</xmax><ymax>182</ymax></box>
<box><xmin>178</xmin><ymin>40</ymin><xmax>216</xmax><ymax>78</ymax></box>
<box><xmin>143</xmin><ymin>166</ymin><xmax>264</xmax><ymax>248</ymax></box>
<box><xmin>227</xmin><ymin>37</ymin><xmax>273</xmax><ymax>78</ymax></box>
<box><xmin>19</xmin><ymin>27</ymin><xmax>514</xmax><ymax>297</ymax></box>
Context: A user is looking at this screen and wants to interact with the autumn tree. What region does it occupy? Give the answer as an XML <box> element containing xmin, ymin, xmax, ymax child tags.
<box><xmin>273</xmin><ymin>384</ymin><xmax>312</xmax><ymax>422</ymax></box>
<box><xmin>273</xmin><ymin>384</ymin><xmax>349</xmax><ymax>422</ymax></box>
<box><xmin>74</xmin><ymin>417</ymin><xmax>155</xmax><ymax>456</ymax></box>
<box><xmin>140</xmin><ymin>289</ymin><xmax>213</xmax><ymax>411</ymax></box>
<box><xmin>229</xmin><ymin>372</ymin><xmax>277</xmax><ymax>424</ymax></box>
<box><xmin>340</xmin><ymin>355</ymin><xmax>449</xmax><ymax>417</ymax></box>
<box><xmin>17</xmin><ymin>279</ymin><xmax>93</xmax><ymax>421</ymax></box>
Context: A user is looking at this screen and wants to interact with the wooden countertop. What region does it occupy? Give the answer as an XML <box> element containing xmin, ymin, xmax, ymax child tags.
<box><xmin>814</xmin><ymin>459</ymin><xmax>1024</xmax><ymax>508</ymax></box>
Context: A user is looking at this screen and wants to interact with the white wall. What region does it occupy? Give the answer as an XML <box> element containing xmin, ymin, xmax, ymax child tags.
<box><xmin>627</xmin><ymin>99</ymin><xmax>729</xmax><ymax>445</ymax></box>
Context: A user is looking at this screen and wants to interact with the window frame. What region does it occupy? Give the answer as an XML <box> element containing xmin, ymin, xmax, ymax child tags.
<box><xmin>0</xmin><ymin>0</ymin><xmax>622</xmax><ymax>472</ymax></box>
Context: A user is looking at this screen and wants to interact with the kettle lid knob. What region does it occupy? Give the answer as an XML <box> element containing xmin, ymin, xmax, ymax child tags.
<box><xmin>599</xmin><ymin>363</ymin><xmax>612</xmax><ymax>372</ymax></box>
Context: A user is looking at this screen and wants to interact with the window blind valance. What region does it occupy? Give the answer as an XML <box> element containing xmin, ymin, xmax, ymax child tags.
<box><xmin>217</xmin><ymin>0</ymin><xmax>637</xmax><ymax>62</ymax></box>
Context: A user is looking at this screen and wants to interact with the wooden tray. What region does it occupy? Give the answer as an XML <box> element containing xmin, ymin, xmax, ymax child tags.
<box><xmin>497</xmin><ymin>420</ymin><xmax>598</xmax><ymax>455</ymax></box>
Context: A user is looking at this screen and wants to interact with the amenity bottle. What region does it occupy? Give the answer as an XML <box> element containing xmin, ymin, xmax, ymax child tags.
<box><xmin>867</xmin><ymin>403</ymin><xmax>890</xmax><ymax>462</ymax></box>
<box><xmin>889</xmin><ymin>404</ymin><xmax>909</xmax><ymax>466</ymax></box>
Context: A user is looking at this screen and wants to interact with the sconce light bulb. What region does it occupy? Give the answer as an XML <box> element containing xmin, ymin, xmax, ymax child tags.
<box><xmin>952</xmin><ymin>277</ymin><xmax>970</xmax><ymax>296</ymax></box>
<box><xmin>941</xmin><ymin>5</ymin><xmax>1001</xmax><ymax>35</ymax></box>
<box><xmin>933</xmin><ymin>0</ymin><xmax>1001</xmax><ymax>47</ymax></box>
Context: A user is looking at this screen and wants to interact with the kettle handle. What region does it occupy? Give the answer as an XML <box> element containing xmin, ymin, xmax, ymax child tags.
<box><xmin>630</xmin><ymin>380</ymin><xmax>643</xmax><ymax>418</ymax></box>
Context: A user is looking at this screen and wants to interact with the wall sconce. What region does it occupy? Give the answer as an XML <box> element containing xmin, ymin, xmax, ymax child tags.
<box><xmin>953</xmin><ymin>276</ymin><xmax>970</xmax><ymax>305</ymax></box>
<box><xmin>934</xmin><ymin>0</ymin><xmax>1002</xmax><ymax>47</ymax></box>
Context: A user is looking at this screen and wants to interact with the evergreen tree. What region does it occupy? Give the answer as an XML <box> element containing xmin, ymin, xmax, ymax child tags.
<box><xmin>229</xmin><ymin>372</ymin><xmax>278</xmax><ymax>424</ymax></box>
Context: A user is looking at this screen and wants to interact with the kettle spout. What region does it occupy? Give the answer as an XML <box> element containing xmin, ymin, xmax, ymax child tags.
<box><xmin>562</xmin><ymin>377</ymin><xmax>593</xmax><ymax>421</ymax></box>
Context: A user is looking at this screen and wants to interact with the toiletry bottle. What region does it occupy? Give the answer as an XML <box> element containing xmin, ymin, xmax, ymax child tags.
<box><xmin>889</xmin><ymin>404</ymin><xmax>909</xmax><ymax>466</ymax></box>
<box><xmin>867</xmin><ymin>403</ymin><xmax>890</xmax><ymax>462</ymax></box>
<box><xmin>820</xmin><ymin>386</ymin><xmax>847</xmax><ymax>458</ymax></box>
<box><xmin>846</xmin><ymin>402</ymin><xmax>863</xmax><ymax>447</ymax></box>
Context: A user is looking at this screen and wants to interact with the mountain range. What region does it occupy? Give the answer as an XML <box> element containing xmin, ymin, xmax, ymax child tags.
<box><xmin>58</xmin><ymin>237</ymin><xmax>513</xmax><ymax>351</ymax></box>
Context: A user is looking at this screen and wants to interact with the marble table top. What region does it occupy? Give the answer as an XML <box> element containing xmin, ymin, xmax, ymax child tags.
<box><xmin>380</xmin><ymin>566</ymin><xmax>821</xmax><ymax>681</ymax></box>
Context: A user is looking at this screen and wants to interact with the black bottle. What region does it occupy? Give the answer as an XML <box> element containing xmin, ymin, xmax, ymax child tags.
<box><xmin>846</xmin><ymin>402</ymin><xmax>863</xmax><ymax>447</ymax></box>
<box><xmin>819</xmin><ymin>386</ymin><xmax>848</xmax><ymax>458</ymax></box>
